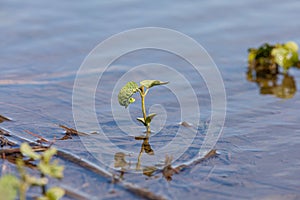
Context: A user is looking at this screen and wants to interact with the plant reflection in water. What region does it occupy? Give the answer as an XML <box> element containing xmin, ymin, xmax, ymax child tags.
<box><xmin>134</xmin><ymin>133</ymin><xmax>154</xmax><ymax>171</ymax></box>
<box><xmin>113</xmin><ymin>133</ymin><xmax>179</xmax><ymax>181</ymax></box>
<box><xmin>247</xmin><ymin>68</ymin><xmax>297</xmax><ymax>99</ymax></box>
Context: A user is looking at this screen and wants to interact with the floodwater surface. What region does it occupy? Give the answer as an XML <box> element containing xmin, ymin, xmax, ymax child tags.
<box><xmin>1</xmin><ymin>1</ymin><xmax>300</xmax><ymax>199</ymax></box>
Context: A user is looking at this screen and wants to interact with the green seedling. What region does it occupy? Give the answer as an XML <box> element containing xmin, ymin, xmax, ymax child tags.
<box><xmin>0</xmin><ymin>143</ymin><xmax>65</xmax><ymax>200</ymax></box>
<box><xmin>118</xmin><ymin>80</ymin><xmax>168</xmax><ymax>133</ymax></box>
<box><xmin>248</xmin><ymin>41</ymin><xmax>299</xmax><ymax>73</ymax></box>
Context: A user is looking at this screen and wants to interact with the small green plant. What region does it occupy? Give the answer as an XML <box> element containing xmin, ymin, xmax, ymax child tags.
<box><xmin>248</xmin><ymin>41</ymin><xmax>299</xmax><ymax>73</ymax></box>
<box><xmin>0</xmin><ymin>143</ymin><xmax>65</xmax><ymax>200</ymax></box>
<box><xmin>118</xmin><ymin>80</ymin><xmax>168</xmax><ymax>133</ymax></box>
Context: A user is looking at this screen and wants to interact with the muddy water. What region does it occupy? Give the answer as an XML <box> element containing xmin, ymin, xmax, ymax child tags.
<box><xmin>1</xmin><ymin>0</ymin><xmax>300</xmax><ymax>199</ymax></box>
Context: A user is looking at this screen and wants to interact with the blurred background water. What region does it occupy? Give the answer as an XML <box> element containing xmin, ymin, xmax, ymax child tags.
<box><xmin>1</xmin><ymin>0</ymin><xmax>300</xmax><ymax>199</ymax></box>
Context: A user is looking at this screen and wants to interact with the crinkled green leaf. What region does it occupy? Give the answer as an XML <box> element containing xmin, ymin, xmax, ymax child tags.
<box><xmin>136</xmin><ymin>117</ymin><xmax>146</xmax><ymax>126</ymax></box>
<box><xmin>145</xmin><ymin>113</ymin><xmax>156</xmax><ymax>125</ymax></box>
<box><xmin>20</xmin><ymin>143</ymin><xmax>41</xmax><ymax>160</ymax></box>
<box><xmin>140</xmin><ymin>80</ymin><xmax>168</xmax><ymax>89</ymax></box>
<box><xmin>43</xmin><ymin>147</ymin><xmax>57</xmax><ymax>164</ymax></box>
<box><xmin>0</xmin><ymin>174</ymin><xmax>19</xmax><ymax>200</ymax></box>
<box><xmin>38</xmin><ymin>160</ymin><xmax>64</xmax><ymax>179</ymax></box>
<box><xmin>118</xmin><ymin>81</ymin><xmax>139</xmax><ymax>108</ymax></box>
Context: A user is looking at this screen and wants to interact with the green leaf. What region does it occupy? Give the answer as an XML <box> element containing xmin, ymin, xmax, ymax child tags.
<box><xmin>0</xmin><ymin>174</ymin><xmax>19</xmax><ymax>200</ymax></box>
<box><xmin>272</xmin><ymin>46</ymin><xmax>298</xmax><ymax>71</ymax></box>
<box><xmin>136</xmin><ymin>117</ymin><xmax>146</xmax><ymax>126</ymax></box>
<box><xmin>38</xmin><ymin>161</ymin><xmax>64</xmax><ymax>179</ymax></box>
<box><xmin>137</xmin><ymin>113</ymin><xmax>156</xmax><ymax>126</ymax></box>
<box><xmin>284</xmin><ymin>41</ymin><xmax>298</xmax><ymax>52</ymax></box>
<box><xmin>37</xmin><ymin>196</ymin><xmax>48</xmax><ymax>200</ymax></box>
<box><xmin>145</xmin><ymin>113</ymin><xmax>156</xmax><ymax>125</ymax></box>
<box><xmin>39</xmin><ymin>187</ymin><xmax>65</xmax><ymax>200</ymax></box>
<box><xmin>140</xmin><ymin>80</ymin><xmax>168</xmax><ymax>89</ymax></box>
<box><xmin>248</xmin><ymin>49</ymin><xmax>257</xmax><ymax>62</ymax></box>
<box><xmin>25</xmin><ymin>174</ymin><xmax>48</xmax><ymax>186</ymax></box>
<box><xmin>42</xmin><ymin>147</ymin><xmax>57</xmax><ymax>164</ymax></box>
<box><xmin>255</xmin><ymin>43</ymin><xmax>274</xmax><ymax>59</ymax></box>
<box><xmin>20</xmin><ymin>143</ymin><xmax>41</xmax><ymax>160</ymax></box>
<box><xmin>118</xmin><ymin>81</ymin><xmax>139</xmax><ymax>108</ymax></box>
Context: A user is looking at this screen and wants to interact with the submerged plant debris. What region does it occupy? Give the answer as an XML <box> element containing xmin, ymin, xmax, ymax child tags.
<box><xmin>247</xmin><ymin>41</ymin><xmax>300</xmax><ymax>98</ymax></box>
<box><xmin>0</xmin><ymin>135</ymin><xmax>16</xmax><ymax>147</ymax></box>
<box><xmin>0</xmin><ymin>114</ymin><xmax>11</xmax><ymax>123</ymax></box>
<box><xmin>24</xmin><ymin>130</ymin><xmax>53</xmax><ymax>144</ymax></box>
<box><xmin>0</xmin><ymin>127</ymin><xmax>10</xmax><ymax>136</ymax></box>
<box><xmin>161</xmin><ymin>155</ymin><xmax>179</xmax><ymax>181</ymax></box>
<box><xmin>58</xmin><ymin>124</ymin><xmax>89</xmax><ymax>140</ymax></box>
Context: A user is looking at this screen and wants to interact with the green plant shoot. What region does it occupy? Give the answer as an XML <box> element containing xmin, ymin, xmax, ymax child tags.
<box><xmin>0</xmin><ymin>143</ymin><xmax>65</xmax><ymax>200</ymax></box>
<box><xmin>118</xmin><ymin>80</ymin><xmax>168</xmax><ymax>133</ymax></box>
<box><xmin>248</xmin><ymin>41</ymin><xmax>299</xmax><ymax>73</ymax></box>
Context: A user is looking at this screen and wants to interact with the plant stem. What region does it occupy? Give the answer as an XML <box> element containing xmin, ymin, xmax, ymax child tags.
<box><xmin>140</xmin><ymin>88</ymin><xmax>147</xmax><ymax>121</ymax></box>
<box><xmin>140</xmin><ymin>87</ymin><xmax>150</xmax><ymax>133</ymax></box>
<box><xmin>136</xmin><ymin>146</ymin><xmax>143</xmax><ymax>170</ymax></box>
<box><xmin>41</xmin><ymin>173</ymin><xmax>46</xmax><ymax>195</ymax></box>
<box><xmin>19</xmin><ymin>183</ymin><xmax>28</xmax><ymax>200</ymax></box>
<box><xmin>17</xmin><ymin>160</ymin><xmax>27</xmax><ymax>200</ymax></box>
